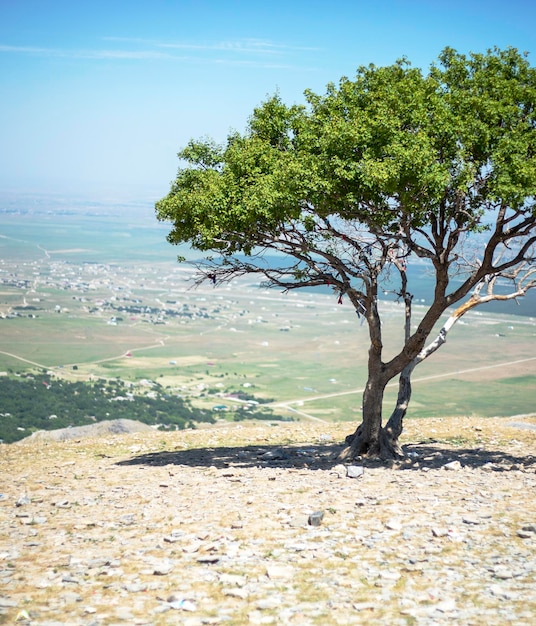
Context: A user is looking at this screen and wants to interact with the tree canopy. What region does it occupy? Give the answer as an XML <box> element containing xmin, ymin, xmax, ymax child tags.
<box><xmin>156</xmin><ymin>47</ymin><xmax>536</xmax><ymax>459</ymax></box>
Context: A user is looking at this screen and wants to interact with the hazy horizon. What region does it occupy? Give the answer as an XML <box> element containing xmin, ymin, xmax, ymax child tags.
<box><xmin>2</xmin><ymin>190</ymin><xmax>535</xmax><ymax>319</ymax></box>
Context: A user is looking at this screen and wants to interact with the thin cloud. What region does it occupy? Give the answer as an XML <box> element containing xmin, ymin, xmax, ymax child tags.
<box><xmin>0</xmin><ymin>44</ymin><xmax>175</xmax><ymax>60</ymax></box>
<box><xmin>0</xmin><ymin>44</ymin><xmax>55</xmax><ymax>54</ymax></box>
<box><xmin>102</xmin><ymin>36</ymin><xmax>320</xmax><ymax>56</ymax></box>
<box><xmin>0</xmin><ymin>38</ymin><xmax>320</xmax><ymax>69</ymax></box>
<box><xmin>86</xmin><ymin>49</ymin><xmax>174</xmax><ymax>60</ymax></box>
<box><xmin>156</xmin><ymin>38</ymin><xmax>321</xmax><ymax>55</ymax></box>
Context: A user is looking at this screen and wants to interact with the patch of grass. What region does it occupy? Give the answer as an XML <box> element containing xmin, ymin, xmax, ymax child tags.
<box><xmin>2</xmin><ymin>220</ymin><xmax>535</xmax><ymax>426</ymax></box>
<box><xmin>385</xmin><ymin>376</ymin><xmax>536</xmax><ymax>420</ymax></box>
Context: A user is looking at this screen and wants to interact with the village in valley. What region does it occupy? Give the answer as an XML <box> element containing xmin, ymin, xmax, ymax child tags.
<box><xmin>1</xmin><ymin>199</ymin><xmax>535</xmax><ymax>444</ymax></box>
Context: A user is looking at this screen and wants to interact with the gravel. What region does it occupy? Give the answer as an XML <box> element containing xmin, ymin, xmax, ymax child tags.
<box><xmin>1</xmin><ymin>419</ymin><xmax>535</xmax><ymax>625</ymax></box>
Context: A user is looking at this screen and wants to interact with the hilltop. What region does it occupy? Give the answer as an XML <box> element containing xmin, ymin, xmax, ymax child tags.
<box><xmin>22</xmin><ymin>418</ymin><xmax>156</xmax><ymax>442</ymax></box>
<box><xmin>1</xmin><ymin>416</ymin><xmax>535</xmax><ymax>625</ymax></box>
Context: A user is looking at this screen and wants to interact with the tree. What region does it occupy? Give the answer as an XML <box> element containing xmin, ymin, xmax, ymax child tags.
<box><xmin>156</xmin><ymin>47</ymin><xmax>536</xmax><ymax>460</ymax></box>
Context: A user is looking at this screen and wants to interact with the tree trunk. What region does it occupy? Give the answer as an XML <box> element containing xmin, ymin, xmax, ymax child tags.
<box><xmin>339</xmin><ymin>299</ymin><xmax>475</xmax><ymax>461</ymax></box>
<box><xmin>338</xmin><ymin>375</ymin><xmax>404</xmax><ymax>460</ymax></box>
<box><xmin>338</xmin><ymin>364</ymin><xmax>414</xmax><ymax>461</ymax></box>
<box><xmin>384</xmin><ymin>363</ymin><xmax>413</xmax><ymax>442</ymax></box>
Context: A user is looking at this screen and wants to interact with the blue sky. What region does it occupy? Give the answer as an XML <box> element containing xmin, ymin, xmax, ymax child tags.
<box><xmin>1</xmin><ymin>0</ymin><xmax>535</xmax><ymax>200</ymax></box>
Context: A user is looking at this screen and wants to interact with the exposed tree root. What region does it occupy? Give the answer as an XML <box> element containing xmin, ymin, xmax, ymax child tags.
<box><xmin>338</xmin><ymin>425</ymin><xmax>405</xmax><ymax>461</ymax></box>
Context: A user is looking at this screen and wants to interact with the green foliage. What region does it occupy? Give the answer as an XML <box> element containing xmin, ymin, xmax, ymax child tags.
<box><xmin>431</xmin><ymin>47</ymin><xmax>536</xmax><ymax>209</ymax></box>
<box><xmin>157</xmin><ymin>47</ymin><xmax>536</xmax><ymax>257</ymax></box>
<box><xmin>225</xmin><ymin>390</ymin><xmax>274</xmax><ymax>403</ymax></box>
<box><xmin>0</xmin><ymin>373</ymin><xmax>216</xmax><ymax>443</ymax></box>
<box><xmin>232</xmin><ymin>406</ymin><xmax>293</xmax><ymax>422</ymax></box>
<box><xmin>155</xmin><ymin>47</ymin><xmax>536</xmax><ymax>451</ymax></box>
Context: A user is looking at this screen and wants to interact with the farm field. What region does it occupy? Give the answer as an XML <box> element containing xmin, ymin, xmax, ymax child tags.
<box><xmin>1</xmin><ymin>193</ymin><xmax>535</xmax><ymax>427</ymax></box>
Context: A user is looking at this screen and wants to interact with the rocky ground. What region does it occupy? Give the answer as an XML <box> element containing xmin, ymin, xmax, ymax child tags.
<box><xmin>1</xmin><ymin>416</ymin><xmax>535</xmax><ymax>626</ymax></box>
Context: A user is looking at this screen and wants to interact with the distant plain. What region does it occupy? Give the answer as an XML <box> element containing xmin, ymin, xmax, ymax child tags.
<box><xmin>1</xmin><ymin>192</ymin><xmax>535</xmax><ymax>424</ymax></box>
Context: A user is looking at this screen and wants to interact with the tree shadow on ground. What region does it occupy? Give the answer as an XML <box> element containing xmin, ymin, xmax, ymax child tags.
<box><xmin>116</xmin><ymin>442</ymin><xmax>343</xmax><ymax>471</ymax></box>
<box><xmin>399</xmin><ymin>441</ymin><xmax>535</xmax><ymax>472</ymax></box>
<box><xmin>116</xmin><ymin>438</ymin><xmax>535</xmax><ymax>472</ymax></box>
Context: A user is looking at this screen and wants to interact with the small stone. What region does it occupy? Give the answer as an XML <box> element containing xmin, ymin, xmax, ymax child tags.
<box><xmin>257</xmin><ymin>597</ymin><xmax>281</xmax><ymax>610</ymax></box>
<box><xmin>223</xmin><ymin>587</ymin><xmax>249</xmax><ymax>599</ymax></box>
<box><xmin>114</xmin><ymin>607</ymin><xmax>134</xmax><ymax>620</ymax></box>
<box><xmin>353</xmin><ymin>602</ymin><xmax>376</xmax><ymax>611</ymax></box>
<box><xmin>308</xmin><ymin>511</ymin><xmax>324</xmax><ymax>526</ymax></box>
<box><xmin>219</xmin><ymin>573</ymin><xmax>247</xmax><ymax>586</ymax></box>
<box><xmin>84</xmin><ymin>607</ymin><xmax>97</xmax><ymax>614</ymax></box>
<box><xmin>153</xmin><ymin>561</ymin><xmax>173</xmax><ymax>575</ymax></box>
<box><xmin>462</xmin><ymin>516</ymin><xmax>481</xmax><ymax>525</ymax></box>
<box><xmin>385</xmin><ymin>518</ymin><xmax>402</xmax><ymax>531</ymax></box>
<box><xmin>331</xmin><ymin>464</ymin><xmax>347</xmax><ymax>477</ymax></box>
<box><xmin>488</xmin><ymin>584</ymin><xmax>508</xmax><ymax>598</ymax></box>
<box><xmin>124</xmin><ymin>583</ymin><xmax>148</xmax><ymax>593</ymax></box>
<box><xmin>15</xmin><ymin>496</ymin><xmax>30</xmax><ymax>507</ymax></box>
<box><xmin>436</xmin><ymin>598</ymin><xmax>457</xmax><ymax>612</ymax></box>
<box><xmin>380</xmin><ymin>570</ymin><xmax>401</xmax><ymax>581</ymax></box>
<box><xmin>61</xmin><ymin>574</ymin><xmax>80</xmax><ymax>584</ymax></box>
<box><xmin>432</xmin><ymin>527</ymin><xmax>449</xmax><ymax>537</ymax></box>
<box><xmin>346</xmin><ymin>465</ymin><xmax>365</xmax><ymax>479</ymax></box>
<box><xmin>54</xmin><ymin>500</ymin><xmax>71</xmax><ymax>508</ymax></box>
<box><xmin>183</xmin><ymin>541</ymin><xmax>202</xmax><ymax>553</ymax></box>
<box><xmin>196</xmin><ymin>555</ymin><xmax>220</xmax><ymax>564</ymax></box>
<box><xmin>259</xmin><ymin>449</ymin><xmax>287</xmax><ymax>461</ymax></box>
<box><xmin>266</xmin><ymin>564</ymin><xmax>295</xmax><ymax>580</ymax></box>
<box><xmin>168</xmin><ymin>599</ymin><xmax>197</xmax><ymax>611</ymax></box>
<box><xmin>167</xmin><ymin>593</ymin><xmax>181</xmax><ymax>602</ymax></box>
<box><xmin>443</xmin><ymin>460</ymin><xmax>462</xmax><ymax>471</ymax></box>
<box><xmin>61</xmin><ymin>592</ymin><xmax>82</xmax><ymax>604</ymax></box>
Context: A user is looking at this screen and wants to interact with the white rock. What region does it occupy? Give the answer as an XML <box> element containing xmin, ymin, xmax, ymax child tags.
<box><xmin>385</xmin><ymin>518</ymin><xmax>402</xmax><ymax>531</ymax></box>
<box><xmin>153</xmin><ymin>560</ymin><xmax>174</xmax><ymax>575</ymax></box>
<box><xmin>169</xmin><ymin>599</ymin><xmax>197</xmax><ymax>611</ymax></box>
<box><xmin>223</xmin><ymin>587</ymin><xmax>249</xmax><ymax>599</ymax></box>
<box><xmin>443</xmin><ymin>460</ymin><xmax>462</xmax><ymax>471</ymax></box>
<box><xmin>266</xmin><ymin>563</ymin><xmax>295</xmax><ymax>580</ymax></box>
<box><xmin>346</xmin><ymin>465</ymin><xmax>365</xmax><ymax>479</ymax></box>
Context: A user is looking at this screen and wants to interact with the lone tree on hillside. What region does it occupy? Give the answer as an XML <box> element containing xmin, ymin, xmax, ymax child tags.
<box><xmin>156</xmin><ymin>47</ymin><xmax>536</xmax><ymax>460</ymax></box>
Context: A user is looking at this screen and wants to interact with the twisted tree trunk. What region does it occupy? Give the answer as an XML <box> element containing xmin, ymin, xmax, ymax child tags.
<box><xmin>384</xmin><ymin>364</ymin><xmax>413</xmax><ymax>451</ymax></box>
<box><xmin>339</xmin><ymin>295</ymin><xmax>487</xmax><ymax>461</ymax></box>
